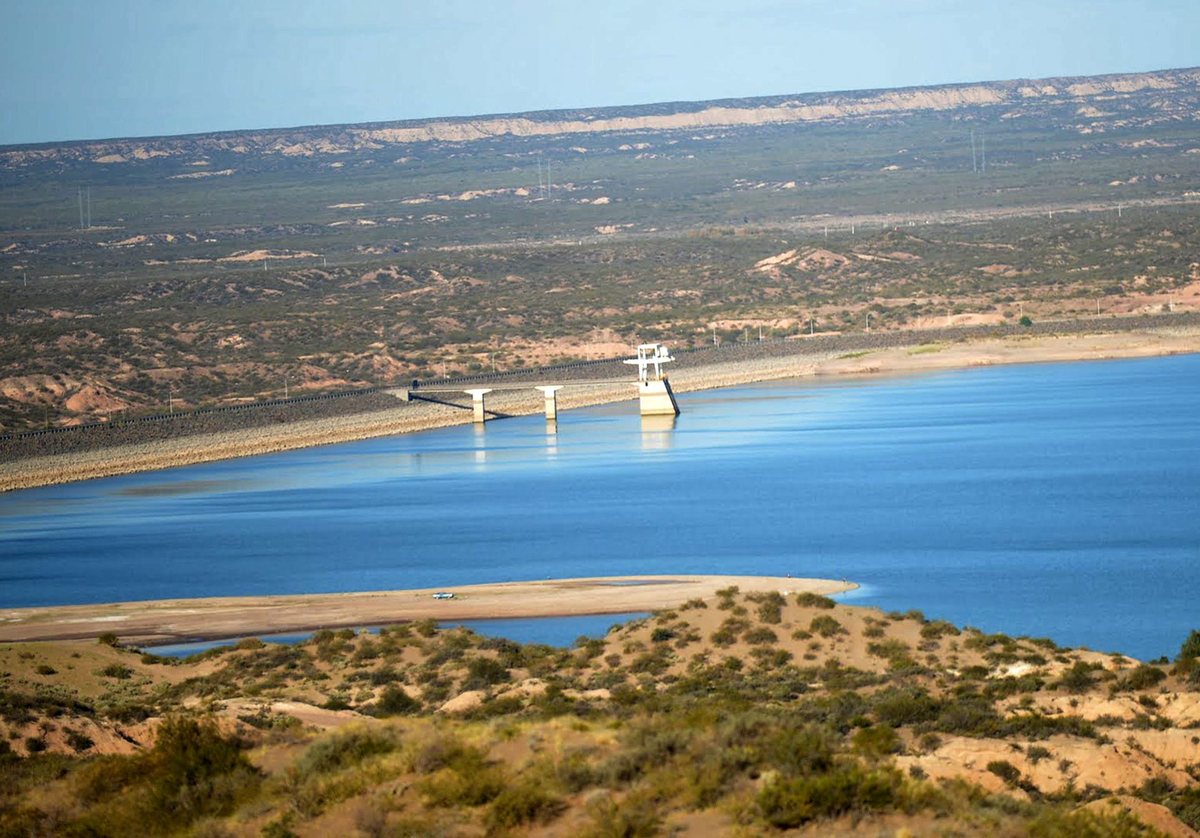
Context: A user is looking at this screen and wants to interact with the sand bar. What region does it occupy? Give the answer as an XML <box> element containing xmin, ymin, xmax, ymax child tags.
<box><xmin>0</xmin><ymin>575</ymin><xmax>857</xmax><ymax>646</ymax></box>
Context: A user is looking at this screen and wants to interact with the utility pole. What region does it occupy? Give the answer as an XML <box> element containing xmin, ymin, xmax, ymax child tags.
<box><xmin>712</xmin><ymin>325</ymin><xmax>717</xmax><ymax>346</ymax></box>
<box><xmin>865</xmin><ymin>312</ymin><xmax>871</xmax><ymax>333</ymax></box>
<box><xmin>284</xmin><ymin>375</ymin><xmax>289</xmax><ymax>399</ymax></box>
<box><xmin>78</xmin><ymin>188</ymin><xmax>84</xmax><ymax>230</ymax></box>
<box><xmin>970</xmin><ymin>129</ymin><xmax>977</xmax><ymax>173</ymax></box>
<box><xmin>810</xmin><ymin>316</ymin><xmax>814</xmax><ymax>336</ymax></box>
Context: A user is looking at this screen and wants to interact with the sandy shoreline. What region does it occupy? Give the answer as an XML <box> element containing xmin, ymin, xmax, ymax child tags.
<box><xmin>3</xmin><ymin>326</ymin><xmax>1198</xmax><ymax>492</ymax></box>
<box><xmin>0</xmin><ymin>575</ymin><xmax>856</xmax><ymax>645</ymax></box>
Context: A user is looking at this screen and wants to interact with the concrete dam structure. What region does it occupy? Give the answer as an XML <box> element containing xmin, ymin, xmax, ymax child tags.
<box><xmin>405</xmin><ymin>343</ymin><xmax>680</xmax><ymax>423</ymax></box>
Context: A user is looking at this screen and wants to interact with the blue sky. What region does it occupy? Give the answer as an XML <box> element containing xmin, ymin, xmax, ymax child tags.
<box><xmin>1</xmin><ymin>0</ymin><xmax>1197</xmax><ymax>145</ymax></box>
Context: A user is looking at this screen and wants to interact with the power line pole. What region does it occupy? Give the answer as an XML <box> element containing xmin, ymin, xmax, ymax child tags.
<box><xmin>78</xmin><ymin>188</ymin><xmax>84</xmax><ymax>230</ymax></box>
<box><xmin>970</xmin><ymin>129</ymin><xmax>977</xmax><ymax>173</ymax></box>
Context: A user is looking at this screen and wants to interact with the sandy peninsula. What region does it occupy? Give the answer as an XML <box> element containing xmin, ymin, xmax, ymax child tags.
<box><xmin>2</xmin><ymin>325</ymin><xmax>1198</xmax><ymax>492</ymax></box>
<box><xmin>0</xmin><ymin>574</ymin><xmax>857</xmax><ymax>646</ymax></box>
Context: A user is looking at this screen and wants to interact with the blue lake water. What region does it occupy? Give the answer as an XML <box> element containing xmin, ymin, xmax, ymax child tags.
<box><xmin>2</xmin><ymin>354</ymin><xmax>1198</xmax><ymax>660</ymax></box>
<box><xmin>141</xmin><ymin>613</ymin><xmax>653</xmax><ymax>658</ymax></box>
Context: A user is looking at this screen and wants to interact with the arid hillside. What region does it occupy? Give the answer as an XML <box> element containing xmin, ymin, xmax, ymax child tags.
<box><xmin>3</xmin><ymin>66</ymin><xmax>1200</xmax><ymax>430</ymax></box>
<box><xmin>3</xmin><ymin>587</ymin><xmax>1200</xmax><ymax>835</ymax></box>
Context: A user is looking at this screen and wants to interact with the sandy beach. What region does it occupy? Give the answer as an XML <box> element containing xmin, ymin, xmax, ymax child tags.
<box><xmin>2</xmin><ymin>326</ymin><xmax>1198</xmax><ymax>493</ymax></box>
<box><xmin>0</xmin><ymin>575</ymin><xmax>856</xmax><ymax>646</ymax></box>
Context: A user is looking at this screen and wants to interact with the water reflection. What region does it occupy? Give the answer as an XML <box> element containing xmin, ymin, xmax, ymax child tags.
<box><xmin>544</xmin><ymin>420</ymin><xmax>558</xmax><ymax>456</ymax></box>
<box><xmin>640</xmin><ymin>414</ymin><xmax>677</xmax><ymax>450</ymax></box>
<box><xmin>471</xmin><ymin>424</ymin><xmax>487</xmax><ymax>465</ymax></box>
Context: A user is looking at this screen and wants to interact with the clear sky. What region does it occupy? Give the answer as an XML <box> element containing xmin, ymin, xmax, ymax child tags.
<box><xmin>1</xmin><ymin>0</ymin><xmax>1197</xmax><ymax>146</ymax></box>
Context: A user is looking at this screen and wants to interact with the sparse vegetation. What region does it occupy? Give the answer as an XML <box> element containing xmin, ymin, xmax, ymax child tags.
<box><xmin>0</xmin><ymin>589</ymin><xmax>1196</xmax><ymax>834</ymax></box>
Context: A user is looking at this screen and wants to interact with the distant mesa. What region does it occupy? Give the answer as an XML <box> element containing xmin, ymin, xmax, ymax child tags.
<box><xmin>3</xmin><ymin>66</ymin><xmax>1199</xmax><ymax>168</ymax></box>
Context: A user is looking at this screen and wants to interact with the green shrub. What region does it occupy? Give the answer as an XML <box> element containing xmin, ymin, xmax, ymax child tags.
<box><xmin>295</xmin><ymin>727</ymin><xmax>401</xmax><ymax>778</ymax></box>
<box><xmin>65</xmin><ymin>729</ymin><xmax>94</xmax><ymax>752</ymax></box>
<box><xmin>1057</xmin><ymin>661</ymin><xmax>1100</xmax><ymax>693</ymax></box>
<box><xmin>744</xmin><ymin>627</ymin><xmax>778</xmax><ymax>645</ymax></box>
<box><xmin>935</xmin><ymin>697</ymin><xmax>1001</xmax><ymax>735</ymax></box>
<box><xmin>485</xmin><ymin>781</ymin><xmax>565</xmax><ymax>828</ymax></box>
<box><xmin>463</xmin><ymin>656</ymin><xmax>510</xmax><ymax>689</ymax></box>
<box><xmin>852</xmin><ymin>725</ymin><xmax>902</xmax><ymax>757</ymax></box>
<box><xmin>97</xmin><ymin>632</ymin><xmax>119</xmax><ymax>647</ymax></box>
<box><xmin>415</xmin><ymin>619</ymin><xmax>439</xmax><ymax>638</ymax></box>
<box><xmin>1026</xmin><ymin>745</ymin><xmax>1052</xmax><ymax>765</ymax></box>
<box><xmin>757</xmin><ymin>764</ymin><xmax>904</xmax><ymax>828</ymax></box>
<box><xmin>919</xmin><ymin>620</ymin><xmax>960</xmax><ymax>640</ymax></box>
<box><xmin>871</xmin><ymin>688</ymin><xmax>940</xmax><ymax>727</ymax></box>
<box><xmin>34</xmin><ymin>664</ymin><xmax>57</xmax><ymax>676</ymax></box>
<box><xmin>372</xmin><ymin>686</ymin><xmax>419</xmax><ymax>717</ymax></box>
<box><xmin>1178</xmin><ymin>630</ymin><xmax>1200</xmax><ymax>661</ymax></box>
<box><xmin>583</xmin><ymin>793</ymin><xmax>660</xmax><ymax>838</ymax></box>
<box><xmin>810</xmin><ymin>616</ymin><xmax>846</xmax><ymax>638</ymax></box>
<box><xmin>1119</xmin><ymin>665</ymin><xmax>1166</xmax><ymax>692</ymax></box>
<box><xmin>754</xmin><ymin>591</ymin><xmax>786</xmax><ymax>624</ymax></box>
<box><xmin>418</xmin><ymin>747</ymin><xmax>505</xmax><ymax>807</ymax></box>
<box><xmin>72</xmin><ymin>716</ymin><xmax>261</xmax><ymax>833</ymax></box>
<box><xmin>867</xmin><ymin>639</ymin><xmax>908</xmax><ymax>658</ymax></box>
<box><xmin>796</xmin><ymin>593</ymin><xmax>836</xmax><ymax>610</ymax></box>
<box><xmin>986</xmin><ymin>759</ymin><xmax>1021</xmax><ymax>786</ymax></box>
<box><xmin>767</xmin><ymin>724</ymin><xmax>835</xmax><ymax>776</ymax></box>
<box><xmin>99</xmin><ymin>663</ymin><xmax>133</xmax><ymax>680</ymax></box>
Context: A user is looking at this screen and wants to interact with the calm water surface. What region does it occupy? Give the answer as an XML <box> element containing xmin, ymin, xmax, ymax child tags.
<box><xmin>2</xmin><ymin>355</ymin><xmax>1197</xmax><ymax>660</ymax></box>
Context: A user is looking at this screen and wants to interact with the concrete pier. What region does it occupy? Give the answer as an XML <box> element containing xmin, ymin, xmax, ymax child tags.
<box><xmin>638</xmin><ymin>377</ymin><xmax>680</xmax><ymax>416</ymax></box>
<box><xmin>464</xmin><ymin>389</ymin><xmax>492</xmax><ymax>423</ymax></box>
<box><xmin>535</xmin><ymin>385</ymin><xmax>563</xmax><ymax>420</ymax></box>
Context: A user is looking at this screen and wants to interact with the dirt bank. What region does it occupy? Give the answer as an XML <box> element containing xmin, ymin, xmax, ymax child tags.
<box><xmin>2</xmin><ymin>325</ymin><xmax>1197</xmax><ymax>492</ymax></box>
